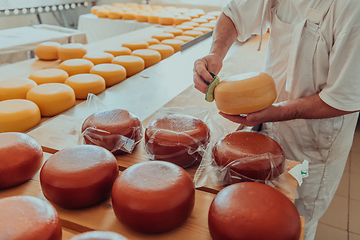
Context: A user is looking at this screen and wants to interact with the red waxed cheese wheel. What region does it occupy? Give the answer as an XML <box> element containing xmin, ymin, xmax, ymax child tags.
<box><xmin>0</xmin><ymin>196</ymin><xmax>62</xmax><ymax>240</ymax></box>
<box><xmin>208</xmin><ymin>182</ymin><xmax>301</xmax><ymax>240</ymax></box>
<box><xmin>0</xmin><ymin>132</ymin><xmax>43</xmax><ymax>189</ymax></box>
<box><xmin>213</xmin><ymin>131</ymin><xmax>285</xmax><ymax>182</ymax></box>
<box><xmin>112</xmin><ymin>161</ymin><xmax>195</xmax><ymax>233</ymax></box>
<box><xmin>40</xmin><ymin>145</ymin><xmax>119</xmax><ymax>209</ymax></box>
<box><xmin>145</xmin><ymin>114</ymin><xmax>210</xmax><ymax>168</ymax></box>
<box><xmin>81</xmin><ymin>109</ymin><xmax>142</xmax><ymax>154</ymax></box>
<box><xmin>70</xmin><ymin>231</ymin><xmax>128</xmax><ymax>240</ymax></box>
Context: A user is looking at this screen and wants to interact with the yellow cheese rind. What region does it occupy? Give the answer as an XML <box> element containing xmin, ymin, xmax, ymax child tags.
<box><xmin>111</xmin><ymin>56</ymin><xmax>144</xmax><ymax>77</ymax></box>
<box><xmin>214</xmin><ymin>72</ymin><xmax>277</xmax><ymax>115</ymax></box>
<box><xmin>83</xmin><ymin>52</ymin><xmax>115</xmax><ymax>65</ymax></box>
<box><xmin>163</xmin><ymin>28</ymin><xmax>183</xmax><ymax>36</ymax></box>
<box><xmin>175</xmin><ymin>25</ymin><xmax>193</xmax><ymax>31</ymax></box>
<box><xmin>174</xmin><ymin>16</ymin><xmax>191</xmax><ymax>25</ymax></box>
<box><xmin>29</xmin><ymin>69</ymin><xmax>69</xmax><ymax>84</ymax></box>
<box><xmin>161</xmin><ymin>39</ymin><xmax>184</xmax><ymax>52</ymax></box>
<box><xmin>104</xmin><ymin>47</ymin><xmax>132</xmax><ymax>57</ymax></box>
<box><xmin>122</xmin><ymin>41</ymin><xmax>149</xmax><ymax>51</ymax></box>
<box><xmin>193</xmin><ymin>27</ymin><xmax>212</xmax><ymax>33</ymax></box>
<box><xmin>0</xmin><ymin>99</ymin><xmax>41</xmax><ymax>133</ymax></box>
<box><xmin>174</xmin><ymin>35</ymin><xmax>195</xmax><ymax>42</ymax></box>
<box><xmin>65</xmin><ymin>74</ymin><xmax>106</xmax><ymax>99</ymax></box>
<box><xmin>148</xmin><ymin>44</ymin><xmax>174</xmax><ymax>59</ymax></box>
<box><xmin>182</xmin><ymin>30</ymin><xmax>203</xmax><ymax>38</ymax></box>
<box><xmin>58</xmin><ymin>43</ymin><xmax>87</xmax><ymax>62</ymax></box>
<box><xmin>108</xmin><ymin>10</ymin><xmax>123</xmax><ymax>19</ymax></box>
<box><xmin>159</xmin><ymin>15</ymin><xmax>175</xmax><ymax>25</ymax></box>
<box><xmin>90</xmin><ymin>63</ymin><xmax>127</xmax><ymax>87</ymax></box>
<box><xmin>0</xmin><ymin>78</ymin><xmax>37</xmax><ymax>101</ymax></box>
<box><xmin>132</xmin><ymin>49</ymin><xmax>161</xmax><ymax>68</ymax></box>
<box><xmin>148</xmin><ymin>14</ymin><xmax>160</xmax><ymax>24</ymax></box>
<box><xmin>136</xmin><ymin>13</ymin><xmax>149</xmax><ymax>22</ymax></box>
<box><xmin>145</xmin><ymin>38</ymin><xmax>161</xmax><ymax>45</ymax></box>
<box><xmin>26</xmin><ymin>83</ymin><xmax>76</xmax><ymax>117</ymax></box>
<box><xmin>35</xmin><ymin>42</ymin><xmax>61</xmax><ymax>60</ymax></box>
<box><xmin>123</xmin><ymin>12</ymin><xmax>137</xmax><ymax>20</ymax></box>
<box><xmin>151</xmin><ymin>32</ymin><xmax>175</xmax><ymax>42</ymax></box>
<box><xmin>59</xmin><ymin>59</ymin><xmax>95</xmax><ymax>76</ymax></box>
<box><xmin>192</xmin><ymin>18</ymin><xmax>208</xmax><ymax>24</ymax></box>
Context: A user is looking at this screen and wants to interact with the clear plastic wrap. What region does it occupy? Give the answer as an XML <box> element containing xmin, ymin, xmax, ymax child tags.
<box><xmin>144</xmin><ymin>106</ymin><xmax>215</xmax><ymax>168</ymax></box>
<box><xmin>78</xmin><ymin>94</ymin><xmax>143</xmax><ymax>154</ymax></box>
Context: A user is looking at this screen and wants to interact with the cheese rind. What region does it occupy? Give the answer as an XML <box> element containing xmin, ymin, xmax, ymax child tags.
<box><xmin>214</xmin><ymin>72</ymin><xmax>277</xmax><ymax>115</ymax></box>
<box><xmin>58</xmin><ymin>43</ymin><xmax>87</xmax><ymax>61</ymax></box>
<box><xmin>65</xmin><ymin>74</ymin><xmax>106</xmax><ymax>99</ymax></box>
<box><xmin>26</xmin><ymin>83</ymin><xmax>76</xmax><ymax>117</ymax></box>
<box><xmin>0</xmin><ymin>78</ymin><xmax>37</xmax><ymax>100</ymax></box>
<box><xmin>159</xmin><ymin>15</ymin><xmax>175</xmax><ymax>25</ymax></box>
<box><xmin>0</xmin><ymin>99</ymin><xmax>41</xmax><ymax>133</ymax></box>
<box><xmin>83</xmin><ymin>52</ymin><xmax>115</xmax><ymax>65</ymax></box>
<box><xmin>161</xmin><ymin>39</ymin><xmax>184</xmax><ymax>52</ymax></box>
<box><xmin>35</xmin><ymin>42</ymin><xmax>61</xmax><ymax>60</ymax></box>
<box><xmin>105</xmin><ymin>47</ymin><xmax>132</xmax><ymax>57</ymax></box>
<box><xmin>174</xmin><ymin>35</ymin><xmax>195</xmax><ymax>42</ymax></box>
<box><xmin>151</xmin><ymin>32</ymin><xmax>175</xmax><ymax>41</ymax></box>
<box><xmin>122</xmin><ymin>40</ymin><xmax>149</xmax><ymax>51</ymax></box>
<box><xmin>112</xmin><ymin>55</ymin><xmax>145</xmax><ymax>77</ymax></box>
<box><xmin>145</xmin><ymin>38</ymin><xmax>160</xmax><ymax>45</ymax></box>
<box><xmin>182</xmin><ymin>30</ymin><xmax>203</xmax><ymax>37</ymax></box>
<box><xmin>132</xmin><ymin>49</ymin><xmax>161</xmax><ymax>68</ymax></box>
<box><xmin>59</xmin><ymin>59</ymin><xmax>95</xmax><ymax>76</ymax></box>
<box><xmin>163</xmin><ymin>28</ymin><xmax>183</xmax><ymax>36</ymax></box>
<box><xmin>193</xmin><ymin>27</ymin><xmax>212</xmax><ymax>33</ymax></box>
<box><xmin>147</xmin><ymin>44</ymin><xmax>174</xmax><ymax>59</ymax></box>
<box><xmin>175</xmin><ymin>24</ymin><xmax>193</xmax><ymax>31</ymax></box>
<box><xmin>90</xmin><ymin>63</ymin><xmax>127</xmax><ymax>87</ymax></box>
<box><xmin>29</xmin><ymin>68</ymin><xmax>69</xmax><ymax>84</ymax></box>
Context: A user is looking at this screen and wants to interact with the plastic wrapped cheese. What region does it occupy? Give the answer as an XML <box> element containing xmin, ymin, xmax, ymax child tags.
<box><xmin>90</xmin><ymin>63</ymin><xmax>127</xmax><ymax>87</ymax></box>
<box><xmin>29</xmin><ymin>68</ymin><xmax>69</xmax><ymax>84</ymax></box>
<box><xmin>70</xmin><ymin>231</ymin><xmax>128</xmax><ymax>240</ymax></box>
<box><xmin>59</xmin><ymin>59</ymin><xmax>94</xmax><ymax>76</ymax></box>
<box><xmin>35</xmin><ymin>41</ymin><xmax>61</xmax><ymax>60</ymax></box>
<box><xmin>0</xmin><ymin>78</ymin><xmax>37</xmax><ymax>100</ymax></box>
<box><xmin>65</xmin><ymin>73</ymin><xmax>106</xmax><ymax>99</ymax></box>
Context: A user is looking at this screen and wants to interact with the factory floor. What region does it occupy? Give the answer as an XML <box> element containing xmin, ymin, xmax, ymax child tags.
<box><xmin>314</xmin><ymin>121</ymin><xmax>360</xmax><ymax>240</ymax></box>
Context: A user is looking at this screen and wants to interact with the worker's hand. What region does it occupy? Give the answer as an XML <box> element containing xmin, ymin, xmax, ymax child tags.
<box><xmin>193</xmin><ymin>54</ymin><xmax>223</xmax><ymax>94</ymax></box>
<box><xmin>219</xmin><ymin>104</ymin><xmax>281</xmax><ymax>126</ymax></box>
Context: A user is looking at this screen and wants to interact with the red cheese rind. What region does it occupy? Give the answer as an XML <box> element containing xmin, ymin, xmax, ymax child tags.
<box><xmin>145</xmin><ymin>114</ymin><xmax>210</xmax><ymax>168</ymax></box>
<box><xmin>208</xmin><ymin>182</ymin><xmax>301</xmax><ymax>240</ymax></box>
<box><xmin>81</xmin><ymin>109</ymin><xmax>142</xmax><ymax>154</ymax></box>
<box><xmin>70</xmin><ymin>231</ymin><xmax>128</xmax><ymax>240</ymax></box>
<box><xmin>40</xmin><ymin>145</ymin><xmax>119</xmax><ymax>208</ymax></box>
<box><xmin>112</xmin><ymin>161</ymin><xmax>195</xmax><ymax>233</ymax></box>
<box><xmin>0</xmin><ymin>132</ymin><xmax>43</xmax><ymax>189</ymax></box>
<box><xmin>0</xmin><ymin>196</ymin><xmax>62</xmax><ymax>240</ymax></box>
<box><xmin>213</xmin><ymin>131</ymin><xmax>285</xmax><ymax>182</ymax></box>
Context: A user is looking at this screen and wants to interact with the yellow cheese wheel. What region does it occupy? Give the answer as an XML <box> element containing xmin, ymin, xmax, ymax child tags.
<box><xmin>58</xmin><ymin>43</ymin><xmax>87</xmax><ymax>62</ymax></box>
<box><xmin>175</xmin><ymin>25</ymin><xmax>193</xmax><ymax>31</ymax></box>
<box><xmin>214</xmin><ymin>72</ymin><xmax>277</xmax><ymax>115</ymax></box>
<box><xmin>90</xmin><ymin>6</ymin><xmax>101</xmax><ymax>15</ymax></box>
<box><xmin>132</xmin><ymin>49</ymin><xmax>161</xmax><ymax>68</ymax></box>
<box><xmin>0</xmin><ymin>78</ymin><xmax>37</xmax><ymax>101</ymax></box>
<box><xmin>122</xmin><ymin>40</ymin><xmax>149</xmax><ymax>51</ymax></box>
<box><xmin>190</xmin><ymin>9</ymin><xmax>206</xmax><ymax>16</ymax></box>
<box><xmin>200</xmin><ymin>15</ymin><xmax>217</xmax><ymax>21</ymax></box>
<box><xmin>210</xmin><ymin>19</ymin><xmax>217</xmax><ymax>24</ymax></box>
<box><xmin>145</xmin><ymin>38</ymin><xmax>160</xmax><ymax>45</ymax></box>
<box><xmin>123</xmin><ymin>12</ymin><xmax>137</xmax><ymax>20</ymax></box>
<box><xmin>200</xmin><ymin>23</ymin><xmax>216</xmax><ymax>29</ymax></box>
<box><xmin>159</xmin><ymin>15</ymin><xmax>175</xmax><ymax>25</ymax></box>
<box><xmin>65</xmin><ymin>74</ymin><xmax>106</xmax><ymax>99</ymax></box>
<box><xmin>90</xmin><ymin>63</ymin><xmax>127</xmax><ymax>87</ymax></box>
<box><xmin>113</xmin><ymin>3</ymin><xmax>125</xmax><ymax>8</ymax></box>
<box><xmin>83</xmin><ymin>52</ymin><xmax>115</xmax><ymax>65</ymax></box>
<box><xmin>183</xmin><ymin>12</ymin><xmax>199</xmax><ymax>19</ymax></box>
<box><xmin>161</xmin><ymin>39</ymin><xmax>184</xmax><ymax>52</ymax></box>
<box><xmin>148</xmin><ymin>14</ymin><xmax>160</xmax><ymax>24</ymax></box>
<box><xmin>193</xmin><ymin>27</ymin><xmax>212</xmax><ymax>33</ymax></box>
<box><xmin>192</xmin><ymin>18</ymin><xmax>208</xmax><ymax>24</ymax></box>
<box><xmin>182</xmin><ymin>22</ymin><xmax>200</xmax><ymax>28</ymax></box>
<box><xmin>183</xmin><ymin>30</ymin><xmax>203</xmax><ymax>38</ymax></box>
<box><xmin>207</xmin><ymin>11</ymin><xmax>222</xmax><ymax>18</ymax></box>
<box><xmin>29</xmin><ymin>69</ymin><xmax>69</xmax><ymax>84</ymax></box>
<box><xmin>0</xmin><ymin>99</ymin><xmax>41</xmax><ymax>133</ymax></box>
<box><xmin>104</xmin><ymin>47</ymin><xmax>132</xmax><ymax>57</ymax></box>
<box><xmin>163</xmin><ymin>28</ymin><xmax>183</xmax><ymax>36</ymax></box>
<box><xmin>35</xmin><ymin>42</ymin><xmax>61</xmax><ymax>61</ymax></box>
<box><xmin>96</xmin><ymin>8</ymin><xmax>110</xmax><ymax>18</ymax></box>
<box><xmin>151</xmin><ymin>32</ymin><xmax>174</xmax><ymax>41</ymax></box>
<box><xmin>136</xmin><ymin>13</ymin><xmax>149</xmax><ymax>22</ymax></box>
<box><xmin>59</xmin><ymin>59</ymin><xmax>94</xmax><ymax>76</ymax></box>
<box><xmin>174</xmin><ymin>35</ymin><xmax>195</xmax><ymax>42</ymax></box>
<box><xmin>174</xmin><ymin>16</ymin><xmax>191</xmax><ymax>25</ymax></box>
<box><xmin>26</xmin><ymin>83</ymin><xmax>75</xmax><ymax>117</ymax></box>
<box><xmin>108</xmin><ymin>10</ymin><xmax>123</xmax><ymax>19</ymax></box>
<box><xmin>112</xmin><ymin>55</ymin><xmax>144</xmax><ymax>77</ymax></box>
<box><xmin>148</xmin><ymin>44</ymin><xmax>174</xmax><ymax>59</ymax></box>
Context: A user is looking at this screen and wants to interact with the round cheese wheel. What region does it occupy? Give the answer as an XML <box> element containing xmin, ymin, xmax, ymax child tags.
<box><xmin>182</xmin><ymin>30</ymin><xmax>203</xmax><ymax>38</ymax></box>
<box><xmin>174</xmin><ymin>16</ymin><xmax>191</xmax><ymax>25</ymax></box>
<box><xmin>108</xmin><ymin>10</ymin><xmax>123</xmax><ymax>19</ymax></box>
<box><xmin>151</xmin><ymin>32</ymin><xmax>174</xmax><ymax>42</ymax></box>
<box><xmin>207</xmin><ymin>11</ymin><xmax>222</xmax><ymax>18</ymax></box>
<box><xmin>96</xmin><ymin>8</ymin><xmax>110</xmax><ymax>18</ymax></box>
<box><xmin>131</xmin><ymin>49</ymin><xmax>161</xmax><ymax>68</ymax></box>
<box><xmin>190</xmin><ymin>8</ymin><xmax>205</xmax><ymax>16</ymax></box>
<box><xmin>175</xmin><ymin>24</ymin><xmax>194</xmax><ymax>31</ymax></box>
<box><xmin>90</xmin><ymin>63</ymin><xmax>127</xmax><ymax>87</ymax></box>
<box><xmin>112</xmin><ymin>55</ymin><xmax>145</xmax><ymax>77</ymax></box>
<box><xmin>214</xmin><ymin>72</ymin><xmax>277</xmax><ymax>115</ymax></box>
<box><xmin>208</xmin><ymin>182</ymin><xmax>301</xmax><ymax>240</ymax></box>
<box><xmin>148</xmin><ymin>14</ymin><xmax>160</xmax><ymax>24</ymax></box>
<box><xmin>0</xmin><ymin>99</ymin><xmax>41</xmax><ymax>133</ymax></box>
<box><xmin>26</xmin><ymin>83</ymin><xmax>75</xmax><ymax>117</ymax></box>
<box><xmin>112</xmin><ymin>3</ymin><xmax>125</xmax><ymax>8</ymax></box>
<box><xmin>136</xmin><ymin>13</ymin><xmax>149</xmax><ymax>22</ymax></box>
<box><xmin>0</xmin><ymin>196</ymin><xmax>62</xmax><ymax>240</ymax></box>
<box><xmin>65</xmin><ymin>73</ymin><xmax>106</xmax><ymax>99</ymax></box>
<box><xmin>122</xmin><ymin>40</ymin><xmax>149</xmax><ymax>51</ymax></box>
<box><xmin>148</xmin><ymin>44</ymin><xmax>174</xmax><ymax>59</ymax></box>
<box><xmin>35</xmin><ymin>41</ymin><xmax>61</xmax><ymax>60</ymax></box>
<box><xmin>163</xmin><ymin>27</ymin><xmax>183</xmax><ymax>36</ymax></box>
<box><xmin>193</xmin><ymin>27</ymin><xmax>212</xmax><ymax>33</ymax></box>
<box><xmin>91</xmin><ymin>6</ymin><xmax>101</xmax><ymax>14</ymax></box>
<box><xmin>174</xmin><ymin>35</ymin><xmax>195</xmax><ymax>42</ymax></box>
<box><xmin>58</xmin><ymin>43</ymin><xmax>87</xmax><ymax>61</ymax></box>
<box><xmin>145</xmin><ymin>38</ymin><xmax>160</xmax><ymax>45</ymax></box>
<box><xmin>123</xmin><ymin>12</ymin><xmax>137</xmax><ymax>20</ymax></box>
<box><xmin>104</xmin><ymin>46</ymin><xmax>132</xmax><ymax>57</ymax></box>
<box><xmin>29</xmin><ymin>68</ymin><xmax>69</xmax><ymax>84</ymax></box>
<box><xmin>0</xmin><ymin>78</ymin><xmax>37</xmax><ymax>100</ymax></box>
<box><xmin>200</xmin><ymin>22</ymin><xmax>216</xmax><ymax>29</ymax></box>
<box><xmin>182</xmin><ymin>21</ymin><xmax>200</xmax><ymax>27</ymax></box>
<box><xmin>200</xmin><ymin>15</ymin><xmax>217</xmax><ymax>21</ymax></box>
<box><xmin>145</xmin><ymin>114</ymin><xmax>210</xmax><ymax>168</ymax></box>
<box><xmin>83</xmin><ymin>52</ymin><xmax>115</xmax><ymax>65</ymax></box>
<box><xmin>159</xmin><ymin>15</ymin><xmax>175</xmax><ymax>25</ymax></box>
<box><xmin>112</xmin><ymin>161</ymin><xmax>195</xmax><ymax>233</ymax></box>
<box><xmin>59</xmin><ymin>59</ymin><xmax>95</xmax><ymax>76</ymax></box>
<box><xmin>0</xmin><ymin>132</ymin><xmax>43</xmax><ymax>189</ymax></box>
<box><xmin>40</xmin><ymin>145</ymin><xmax>119</xmax><ymax>209</ymax></box>
<box><xmin>213</xmin><ymin>131</ymin><xmax>285</xmax><ymax>182</ymax></box>
<box><xmin>192</xmin><ymin>18</ymin><xmax>208</xmax><ymax>24</ymax></box>
<box><xmin>81</xmin><ymin>109</ymin><xmax>142</xmax><ymax>154</ymax></box>
<box><xmin>210</xmin><ymin>19</ymin><xmax>217</xmax><ymax>24</ymax></box>
<box><xmin>183</xmin><ymin>12</ymin><xmax>199</xmax><ymax>19</ymax></box>
<box><xmin>161</xmin><ymin>39</ymin><xmax>184</xmax><ymax>52</ymax></box>
<box><xmin>70</xmin><ymin>231</ymin><xmax>128</xmax><ymax>240</ymax></box>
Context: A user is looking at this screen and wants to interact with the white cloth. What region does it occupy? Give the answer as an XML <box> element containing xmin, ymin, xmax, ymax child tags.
<box><xmin>223</xmin><ymin>0</ymin><xmax>360</xmax><ymax>239</ymax></box>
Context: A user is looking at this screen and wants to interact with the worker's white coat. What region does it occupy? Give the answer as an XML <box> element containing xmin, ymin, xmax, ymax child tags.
<box><xmin>223</xmin><ymin>0</ymin><xmax>360</xmax><ymax>239</ymax></box>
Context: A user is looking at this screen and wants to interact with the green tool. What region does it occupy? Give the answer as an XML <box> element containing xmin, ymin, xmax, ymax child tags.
<box><xmin>205</xmin><ymin>71</ymin><xmax>220</xmax><ymax>102</ymax></box>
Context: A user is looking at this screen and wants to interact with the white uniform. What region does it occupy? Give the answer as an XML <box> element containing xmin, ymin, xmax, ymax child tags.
<box><xmin>223</xmin><ymin>0</ymin><xmax>360</xmax><ymax>239</ymax></box>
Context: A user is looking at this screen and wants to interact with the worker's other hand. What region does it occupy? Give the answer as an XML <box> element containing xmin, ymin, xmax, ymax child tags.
<box><xmin>193</xmin><ymin>54</ymin><xmax>223</xmax><ymax>94</ymax></box>
<box><xmin>219</xmin><ymin>104</ymin><xmax>280</xmax><ymax>126</ymax></box>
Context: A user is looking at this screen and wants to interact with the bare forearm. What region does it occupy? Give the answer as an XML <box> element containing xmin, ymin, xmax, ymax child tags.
<box><xmin>210</xmin><ymin>13</ymin><xmax>238</xmax><ymax>60</ymax></box>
